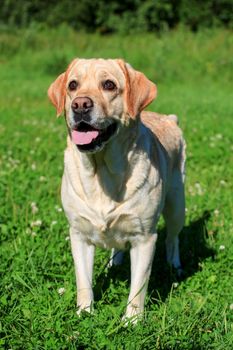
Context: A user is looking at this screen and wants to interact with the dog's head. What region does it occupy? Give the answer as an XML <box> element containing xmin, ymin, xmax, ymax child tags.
<box><xmin>48</xmin><ymin>58</ymin><xmax>157</xmax><ymax>153</ymax></box>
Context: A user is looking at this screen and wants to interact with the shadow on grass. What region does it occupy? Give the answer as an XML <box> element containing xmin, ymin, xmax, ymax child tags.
<box><xmin>148</xmin><ymin>210</ymin><xmax>216</xmax><ymax>302</ymax></box>
<box><xmin>94</xmin><ymin>210</ymin><xmax>216</xmax><ymax>303</ymax></box>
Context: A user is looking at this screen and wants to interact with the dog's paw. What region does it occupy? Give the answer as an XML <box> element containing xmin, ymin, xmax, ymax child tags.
<box><xmin>122</xmin><ymin>304</ymin><xmax>143</xmax><ymax>325</ymax></box>
<box><xmin>77</xmin><ymin>301</ymin><xmax>93</xmax><ymax>315</ymax></box>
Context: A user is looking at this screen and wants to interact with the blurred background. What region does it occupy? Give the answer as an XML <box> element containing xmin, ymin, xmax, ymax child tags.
<box><xmin>1</xmin><ymin>0</ymin><xmax>232</xmax><ymax>33</ymax></box>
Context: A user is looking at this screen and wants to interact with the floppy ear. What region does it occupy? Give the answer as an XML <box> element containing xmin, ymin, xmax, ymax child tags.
<box><xmin>117</xmin><ymin>59</ymin><xmax>157</xmax><ymax>118</ymax></box>
<box><xmin>48</xmin><ymin>58</ymin><xmax>79</xmax><ymax>117</ymax></box>
<box><xmin>48</xmin><ymin>72</ymin><xmax>67</xmax><ymax>117</ymax></box>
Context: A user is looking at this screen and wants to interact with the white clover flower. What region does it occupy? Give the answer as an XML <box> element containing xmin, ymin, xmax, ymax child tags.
<box><xmin>51</xmin><ymin>221</ymin><xmax>57</xmax><ymax>226</ymax></box>
<box><xmin>219</xmin><ymin>180</ymin><xmax>226</xmax><ymax>186</ymax></box>
<box><xmin>188</xmin><ymin>186</ymin><xmax>194</xmax><ymax>196</ymax></box>
<box><xmin>31</xmin><ymin>219</ymin><xmax>42</xmax><ymax>227</ymax></box>
<box><xmin>214</xmin><ymin>209</ymin><xmax>219</xmax><ymax>216</ymax></box>
<box><xmin>35</xmin><ymin>137</ymin><xmax>41</xmax><ymax>143</ymax></box>
<box><xmin>58</xmin><ymin>287</ymin><xmax>66</xmax><ymax>295</ymax></box>
<box><xmin>39</xmin><ymin>176</ymin><xmax>46</xmax><ymax>182</ymax></box>
<box><xmin>55</xmin><ymin>205</ymin><xmax>63</xmax><ymax>212</ymax></box>
<box><xmin>31</xmin><ymin>202</ymin><xmax>38</xmax><ymax>214</ymax></box>
<box><xmin>195</xmin><ymin>182</ymin><xmax>203</xmax><ymax>195</ymax></box>
<box><xmin>219</xmin><ymin>245</ymin><xmax>225</xmax><ymax>251</ymax></box>
<box><xmin>31</xmin><ymin>163</ymin><xmax>36</xmax><ymax>170</ymax></box>
<box><xmin>229</xmin><ymin>304</ymin><xmax>233</xmax><ymax>310</ymax></box>
<box><xmin>65</xmin><ymin>236</ymin><xmax>70</xmax><ymax>241</ymax></box>
<box><xmin>173</xmin><ymin>282</ymin><xmax>179</xmax><ymax>288</ymax></box>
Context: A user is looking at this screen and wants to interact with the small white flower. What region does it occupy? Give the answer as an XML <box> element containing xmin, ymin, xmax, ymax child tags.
<box><xmin>32</xmin><ymin>207</ymin><xmax>38</xmax><ymax>214</ymax></box>
<box><xmin>173</xmin><ymin>282</ymin><xmax>179</xmax><ymax>288</ymax></box>
<box><xmin>58</xmin><ymin>287</ymin><xmax>66</xmax><ymax>295</ymax></box>
<box><xmin>219</xmin><ymin>245</ymin><xmax>225</xmax><ymax>251</ymax></box>
<box><xmin>31</xmin><ymin>163</ymin><xmax>36</xmax><ymax>170</ymax></box>
<box><xmin>31</xmin><ymin>202</ymin><xmax>38</xmax><ymax>214</ymax></box>
<box><xmin>229</xmin><ymin>304</ymin><xmax>233</xmax><ymax>310</ymax></box>
<box><xmin>39</xmin><ymin>176</ymin><xmax>46</xmax><ymax>182</ymax></box>
<box><xmin>188</xmin><ymin>186</ymin><xmax>194</xmax><ymax>196</ymax></box>
<box><xmin>195</xmin><ymin>182</ymin><xmax>203</xmax><ymax>195</ymax></box>
<box><xmin>31</xmin><ymin>219</ymin><xmax>42</xmax><ymax>227</ymax></box>
<box><xmin>31</xmin><ymin>231</ymin><xmax>37</xmax><ymax>237</ymax></box>
<box><xmin>51</xmin><ymin>221</ymin><xmax>57</xmax><ymax>226</ymax></box>
<box><xmin>65</xmin><ymin>236</ymin><xmax>70</xmax><ymax>241</ymax></box>
<box><xmin>214</xmin><ymin>209</ymin><xmax>219</xmax><ymax>216</ymax></box>
<box><xmin>55</xmin><ymin>205</ymin><xmax>63</xmax><ymax>212</ymax></box>
<box><xmin>219</xmin><ymin>180</ymin><xmax>226</xmax><ymax>186</ymax></box>
<box><xmin>35</xmin><ymin>137</ymin><xmax>41</xmax><ymax>142</ymax></box>
<box><xmin>185</xmin><ymin>207</ymin><xmax>188</xmax><ymax>213</ymax></box>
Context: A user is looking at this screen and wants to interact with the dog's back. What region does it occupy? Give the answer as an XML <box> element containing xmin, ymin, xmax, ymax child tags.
<box><xmin>141</xmin><ymin>111</ymin><xmax>185</xmax><ymax>175</ymax></box>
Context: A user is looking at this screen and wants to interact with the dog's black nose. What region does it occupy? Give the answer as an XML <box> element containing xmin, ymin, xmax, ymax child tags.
<box><xmin>71</xmin><ymin>97</ymin><xmax>93</xmax><ymax>114</ymax></box>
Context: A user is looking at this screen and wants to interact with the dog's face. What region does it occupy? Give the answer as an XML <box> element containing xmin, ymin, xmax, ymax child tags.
<box><xmin>48</xmin><ymin>59</ymin><xmax>157</xmax><ymax>153</ymax></box>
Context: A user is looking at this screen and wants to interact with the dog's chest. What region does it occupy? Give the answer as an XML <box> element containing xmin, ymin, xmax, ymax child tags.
<box><xmin>61</xmin><ymin>140</ymin><xmax>166</xmax><ymax>249</ymax></box>
<box><xmin>62</xmin><ymin>173</ymin><xmax>163</xmax><ymax>249</ymax></box>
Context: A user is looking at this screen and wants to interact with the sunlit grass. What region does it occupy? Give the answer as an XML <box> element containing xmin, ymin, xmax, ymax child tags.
<box><xmin>0</xmin><ymin>26</ymin><xmax>233</xmax><ymax>349</ymax></box>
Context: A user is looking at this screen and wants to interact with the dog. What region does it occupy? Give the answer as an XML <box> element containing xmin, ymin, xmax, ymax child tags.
<box><xmin>48</xmin><ymin>58</ymin><xmax>185</xmax><ymax>322</ymax></box>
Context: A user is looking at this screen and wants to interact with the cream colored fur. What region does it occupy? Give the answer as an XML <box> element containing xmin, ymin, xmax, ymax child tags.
<box><xmin>48</xmin><ymin>58</ymin><xmax>186</xmax><ymax>322</ymax></box>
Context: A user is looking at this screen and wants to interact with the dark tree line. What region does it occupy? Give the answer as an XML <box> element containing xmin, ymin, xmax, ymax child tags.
<box><xmin>1</xmin><ymin>0</ymin><xmax>232</xmax><ymax>33</ymax></box>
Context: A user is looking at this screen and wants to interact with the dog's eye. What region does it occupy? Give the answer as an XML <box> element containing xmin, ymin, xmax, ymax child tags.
<box><xmin>102</xmin><ymin>80</ymin><xmax>116</xmax><ymax>91</ymax></box>
<box><xmin>68</xmin><ymin>80</ymin><xmax>78</xmax><ymax>91</ymax></box>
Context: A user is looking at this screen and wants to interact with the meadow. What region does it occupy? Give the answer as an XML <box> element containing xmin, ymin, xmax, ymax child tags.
<box><xmin>0</xmin><ymin>26</ymin><xmax>233</xmax><ymax>349</ymax></box>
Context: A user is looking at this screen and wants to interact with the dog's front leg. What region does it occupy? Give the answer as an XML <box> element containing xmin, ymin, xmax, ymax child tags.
<box><xmin>124</xmin><ymin>234</ymin><xmax>157</xmax><ymax>322</ymax></box>
<box><xmin>70</xmin><ymin>228</ymin><xmax>95</xmax><ymax>314</ymax></box>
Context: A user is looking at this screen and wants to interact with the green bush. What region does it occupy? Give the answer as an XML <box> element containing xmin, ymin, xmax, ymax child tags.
<box><xmin>0</xmin><ymin>0</ymin><xmax>232</xmax><ymax>33</ymax></box>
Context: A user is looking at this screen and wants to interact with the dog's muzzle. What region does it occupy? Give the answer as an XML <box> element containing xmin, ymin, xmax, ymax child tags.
<box><xmin>71</xmin><ymin>120</ymin><xmax>118</xmax><ymax>153</ymax></box>
<box><xmin>70</xmin><ymin>97</ymin><xmax>118</xmax><ymax>152</ymax></box>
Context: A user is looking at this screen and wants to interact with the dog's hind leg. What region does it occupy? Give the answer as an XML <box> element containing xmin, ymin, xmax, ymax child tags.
<box><xmin>163</xmin><ymin>168</ymin><xmax>185</xmax><ymax>270</ymax></box>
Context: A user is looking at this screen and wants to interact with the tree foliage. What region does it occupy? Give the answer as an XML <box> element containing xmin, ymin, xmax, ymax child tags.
<box><xmin>1</xmin><ymin>0</ymin><xmax>232</xmax><ymax>32</ymax></box>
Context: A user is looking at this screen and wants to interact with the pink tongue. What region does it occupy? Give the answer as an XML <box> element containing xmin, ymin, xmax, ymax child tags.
<box><xmin>72</xmin><ymin>129</ymin><xmax>99</xmax><ymax>145</ymax></box>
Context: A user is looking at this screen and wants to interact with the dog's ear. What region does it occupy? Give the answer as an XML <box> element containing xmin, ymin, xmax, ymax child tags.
<box><xmin>48</xmin><ymin>72</ymin><xmax>67</xmax><ymax>117</ymax></box>
<box><xmin>48</xmin><ymin>58</ymin><xmax>79</xmax><ymax>117</ymax></box>
<box><xmin>117</xmin><ymin>59</ymin><xmax>157</xmax><ymax>118</ymax></box>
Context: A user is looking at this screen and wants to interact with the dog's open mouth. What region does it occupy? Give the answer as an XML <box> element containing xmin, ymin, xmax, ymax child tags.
<box><xmin>71</xmin><ymin>121</ymin><xmax>118</xmax><ymax>152</ymax></box>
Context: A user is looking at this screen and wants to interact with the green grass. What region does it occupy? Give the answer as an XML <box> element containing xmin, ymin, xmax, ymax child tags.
<box><xmin>0</xmin><ymin>26</ymin><xmax>233</xmax><ymax>349</ymax></box>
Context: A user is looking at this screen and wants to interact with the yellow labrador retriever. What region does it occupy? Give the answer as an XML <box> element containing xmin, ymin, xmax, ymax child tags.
<box><xmin>48</xmin><ymin>58</ymin><xmax>185</xmax><ymax>321</ymax></box>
